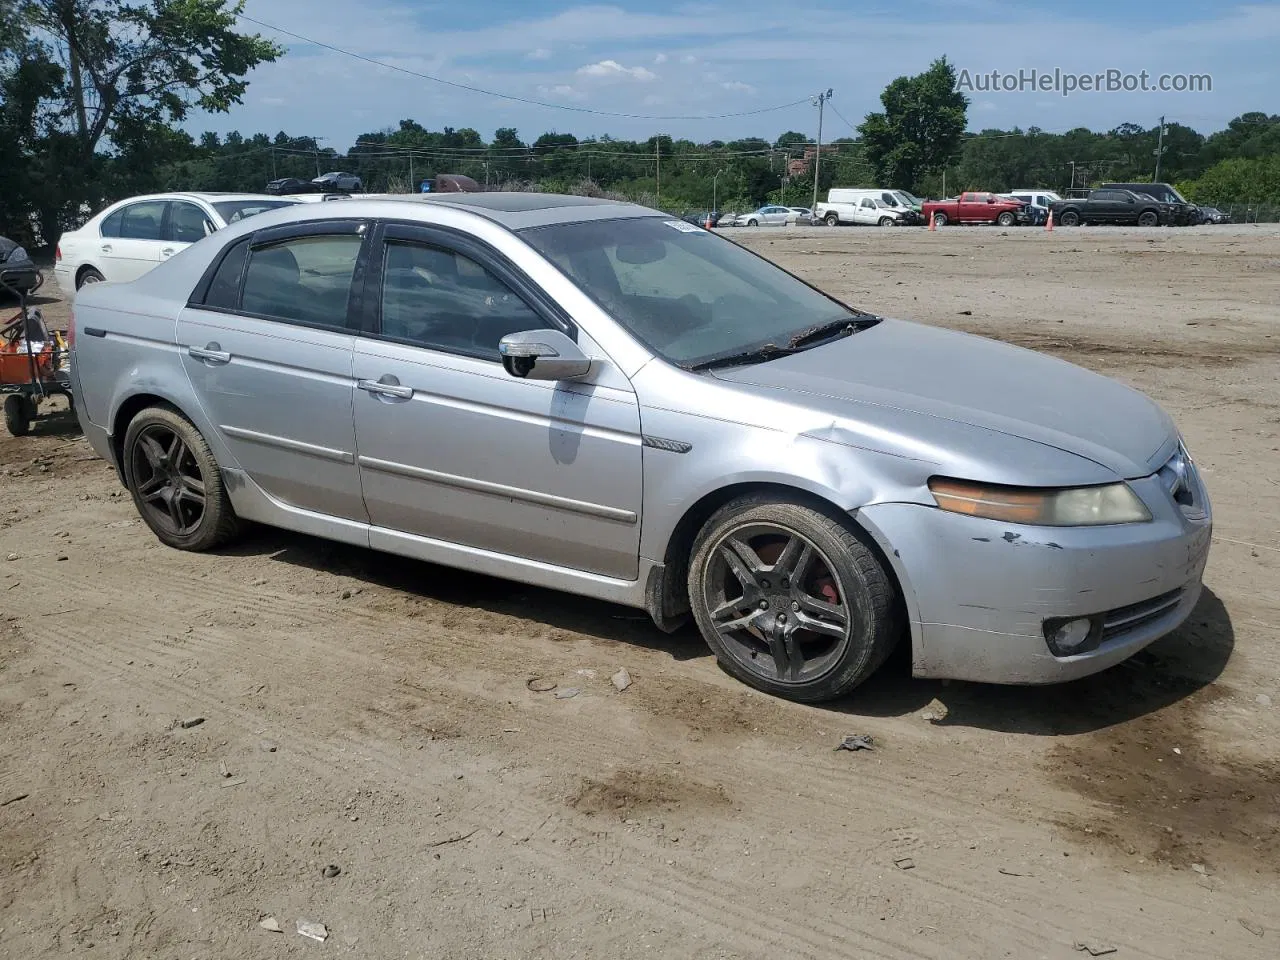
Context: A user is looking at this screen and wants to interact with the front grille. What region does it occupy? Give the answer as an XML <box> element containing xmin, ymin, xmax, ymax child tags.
<box><xmin>1100</xmin><ymin>588</ymin><xmax>1183</xmax><ymax>642</ymax></box>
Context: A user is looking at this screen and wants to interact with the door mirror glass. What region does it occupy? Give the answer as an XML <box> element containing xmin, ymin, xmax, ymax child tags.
<box><xmin>499</xmin><ymin>329</ymin><xmax>591</xmax><ymax>381</ymax></box>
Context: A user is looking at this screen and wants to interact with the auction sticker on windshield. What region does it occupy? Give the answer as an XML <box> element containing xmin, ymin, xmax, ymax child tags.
<box><xmin>664</xmin><ymin>220</ymin><xmax>705</xmax><ymax>233</ymax></box>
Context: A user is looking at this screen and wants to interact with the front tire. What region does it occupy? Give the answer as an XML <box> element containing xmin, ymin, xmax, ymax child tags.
<box><xmin>77</xmin><ymin>267</ymin><xmax>105</xmax><ymax>288</ymax></box>
<box><xmin>3</xmin><ymin>395</ymin><xmax>31</xmax><ymax>437</ymax></box>
<box><xmin>932</xmin><ymin>212</ymin><xmax>948</xmax><ymax>226</ymax></box>
<box><xmin>688</xmin><ymin>495</ymin><xmax>900</xmax><ymax>703</ymax></box>
<box><xmin>747</xmin><ymin>218</ymin><xmax>759</xmax><ymax>227</ymax></box>
<box><xmin>1138</xmin><ymin>210</ymin><xmax>1159</xmax><ymax>227</ymax></box>
<box><xmin>878</xmin><ymin>217</ymin><xmax>895</xmax><ymax>227</ymax></box>
<box><xmin>122</xmin><ymin>406</ymin><xmax>241</xmax><ymax>551</ymax></box>
<box><xmin>997</xmin><ymin>211</ymin><xmax>1016</xmax><ymax>227</ymax></box>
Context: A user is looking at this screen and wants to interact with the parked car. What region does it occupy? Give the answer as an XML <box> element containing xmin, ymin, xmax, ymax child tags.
<box><xmin>1099</xmin><ymin>183</ymin><xmax>1197</xmax><ymax>224</ymax></box>
<box><xmin>922</xmin><ymin>192</ymin><xmax>1030</xmax><ymax>226</ymax></box>
<box><xmin>1197</xmin><ymin>206</ymin><xmax>1230</xmax><ymax>224</ymax></box>
<box><xmin>67</xmin><ymin>194</ymin><xmax>1211</xmax><ymax>703</ymax></box>
<box><xmin>313</xmin><ymin>171</ymin><xmax>363</xmax><ymax>192</ymax></box>
<box><xmin>1049</xmin><ymin>189</ymin><xmax>1174</xmax><ymax>227</ymax></box>
<box><xmin>0</xmin><ymin>236</ymin><xmax>41</xmax><ymax>294</ymax></box>
<box><xmin>1007</xmin><ymin>189</ymin><xmax>1062</xmax><ymax>210</ymax></box>
<box><xmin>53</xmin><ymin>193</ymin><xmax>300</xmax><ymax>298</ymax></box>
<box><xmin>736</xmin><ymin>205</ymin><xmax>798</xmax><ymax>226</ymax></box>
<box><xmin>816</xmin><ymin>189</ymin><xmax>921</xmax><ymax>227</ymax></box>
<box><xmin>788</xmin><ymin>207</ymin><xmax>814</xmax><ymax>224</ymax></box>
<box><xmin>1000</xmin><ymin>195</ymin><xmax>1049</xmax><ymax>226</ymax></box>
<box><xmin>266</xmin><ymin>178</ymin><xmax>328</xmax><ymax>196</ymax></box>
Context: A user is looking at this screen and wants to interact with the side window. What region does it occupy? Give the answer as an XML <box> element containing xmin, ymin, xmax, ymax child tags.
<box><xmin>201</xmin><ymin>237</ymin><xmax>250</xmax><ymax>311</ymax></box>
<box><xmin>240</xmin><ymin>234</ymin><xmax>362</xmax><ymax>327</ymax></box>
<box><xmin>860</xmin><ymin>198</ymin><xmax>875</xmax><ymax>209</ymax></box>
<box><xmin>881</xmin><ymin>193</ymin><xmax>896</xmax><ymax>205</ymax></box>
<box><xmin>379</xmin><ymin>240</ymin><xmax>542</xmax><ymax>359</ymax></box>
<box><xmin>168</xmin><ymin>202</ymin><xmax>213</xmax><ymax>243</ymax></box>
<box><xmin>118</xmin><ymin>201</ymin><xmax>167</xmax><ymax>240</ymax></box>
<box><xmin>100</xmin><ymin>209</ymin><xmax>123</xmax><ymax>238</ymax></box>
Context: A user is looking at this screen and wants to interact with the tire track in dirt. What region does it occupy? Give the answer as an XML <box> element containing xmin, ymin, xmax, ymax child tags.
<box><xmin>12</xmin><ymin>571</ymin><xmax>1262</xmax><ymax>960</ymax></box>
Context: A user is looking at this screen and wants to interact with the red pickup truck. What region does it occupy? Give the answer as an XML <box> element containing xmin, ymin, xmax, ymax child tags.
<box><xmin>922</xmin><ymin>192</ymin><xmax>1030</xmax><ymax>226</ymax></box>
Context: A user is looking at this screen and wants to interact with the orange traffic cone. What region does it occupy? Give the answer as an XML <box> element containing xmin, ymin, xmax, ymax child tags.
<box><xmin>928</xmin><ymin>214</ymin><xmax>937</xmax><ymax>232</ymax></box>
<box><xmin>1045</xmin><ymin>210</ymin><xmax>1054</xmax><ymax>232</ymax></box>
<box><xmin>705</xmin><ymin>213</ymin><xmax>714</xmax><ymax>230</ymax></box>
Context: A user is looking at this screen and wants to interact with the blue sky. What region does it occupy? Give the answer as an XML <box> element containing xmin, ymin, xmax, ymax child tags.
<box><xmin>199</xmin><ymin>0</ymin><xmax>1279</xmax><ymax>150</ymax></box>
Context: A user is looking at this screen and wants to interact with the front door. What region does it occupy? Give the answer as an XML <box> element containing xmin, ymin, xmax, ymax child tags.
<box><xmin>176</xmin><ymin>221</ymin><xmax>370</xmax><ymax>523</ymax></box>
<box><xmin>351</xmin><ymin>224</ymin><xmax>643</xmax><ymax>580</ymax></box>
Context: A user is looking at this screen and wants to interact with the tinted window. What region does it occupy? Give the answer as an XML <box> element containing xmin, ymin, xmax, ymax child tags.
<box><xmin>118</xmin><ymin>201</ymin><xmax>167</xmax><ymax>240</ymax></box>
<box><xmin>100</xmin><ymin>209</ymin><xmax>123</xmax><ymax>238</ymax></box>
<box><xmin>881</xmin><ymin>193</ymin><xmax>896</xmax><ymax>205</ymax></box>
<box><xmin>168</xmin><ymin>202</ymin><xmax>213</xmax><ymax>243</ymax></box>
<box><xmin>213</xmin><ymin>199</ymin><xmax>296</xmax><ymax>224</ymax></box>
<box><xmin>202</xmin><ymin>237</ymin><xmax>250</xmax><ymax>310</ymax></box>
<box><xmin>240</xmin><ymin>234</ymin><xmax>362</xmax><ymax>327</ymax></box>
<box><xmin>379</xmin><ymin>240</ymin><xmax>541</xmax><ymax>359</ymax></box>
<box><xmin>523</xmin><ymin>217</ymin><xmax>856</xmax><ymax>367</ymax></box>
<box><xmin>860</xmin><ymin>198</ymin><xmax>875</xmax><ymax>209</ymax></box>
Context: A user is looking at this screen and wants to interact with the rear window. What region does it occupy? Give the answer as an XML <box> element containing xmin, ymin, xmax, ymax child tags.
<box><xmin>213</xmin><ymin>199</ymin><xmax>296</xmax><ymax>225</ymax></box>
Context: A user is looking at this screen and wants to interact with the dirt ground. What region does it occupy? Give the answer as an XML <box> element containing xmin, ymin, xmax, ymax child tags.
<box><xmin>1</xmin><ymin>223</ymin><xmax>1278</xmax><ymax>959</ymax></box>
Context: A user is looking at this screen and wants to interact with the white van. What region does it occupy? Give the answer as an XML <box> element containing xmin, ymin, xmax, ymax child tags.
<box><xmin>1006</xmin><ymin>189</ymin><xmax>1062</xmax><ymax>211</ymax></box>
<box><xmin>815</xmin><ymin>188</ymin><xmax>922</xmax><ymax>226</ymax></box>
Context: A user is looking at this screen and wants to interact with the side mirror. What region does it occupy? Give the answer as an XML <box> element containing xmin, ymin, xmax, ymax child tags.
<box><xmin>499</xmin><ymin>329</ymin><xmax>592</xmax><ymax>381</ymax></box>
<box><xmin>986</xmin><ymin>197</ymin><xmax>995</xmax><ymax>203</ymax></box>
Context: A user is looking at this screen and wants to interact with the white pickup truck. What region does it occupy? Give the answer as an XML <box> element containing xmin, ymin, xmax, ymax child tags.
<box><xmin>814</xmin><ymin>188</ymin><xmax>924</xmax><ymax>227</ymax></box>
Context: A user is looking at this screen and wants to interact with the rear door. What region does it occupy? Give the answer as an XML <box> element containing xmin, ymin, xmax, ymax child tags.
<box><xmin>98</xmin><ymin>200</ymin><xmax>169</xmax><ymax>282</ymax></box>
<box><xmin>350</xmin><ymin>222</ymin><xmax>643</xmax><ymax>579</ymax></box>
<box><xmin>176</xmin><ymin>219</ymin><xmax>370</xmax><ymax>524</ymax></box>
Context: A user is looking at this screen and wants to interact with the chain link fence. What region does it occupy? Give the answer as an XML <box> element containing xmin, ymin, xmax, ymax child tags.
<box><xmin>1213</xmin><ymin>203</ymin><xmax>1280</xmax><ymax>223</ymax></box>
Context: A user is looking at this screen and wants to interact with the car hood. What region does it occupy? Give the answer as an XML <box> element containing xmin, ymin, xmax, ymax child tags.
<box><xmin>710</xmin><ymin>319</ymin><xmax>1174</xmax><ymax>478</ymax></box>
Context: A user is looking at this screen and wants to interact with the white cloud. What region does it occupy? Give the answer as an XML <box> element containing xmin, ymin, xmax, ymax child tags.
<box><xmin>576</xmin><ymin>59</ymin><xmax>658</xmax><ymax>81</ymax></box>
<box><xmin>527</xmin><ymin>48</ymin><xmax>552</xmax><ymax>60</ymax></box>
<box><xmin>721</xmin><ymin>80</ymin><xmax>755</xmax><ymax>94</ymax></box>
<box><xmin>654</xmin><ymin>52</ymin><xmax>668</xmax><ymax>64</ymax></box>
<box><xmin>536</xmin><ymin>83</ymin><xmax>586</xmax><ymax>101</ymax></box>
<box><xmin>681</xmin><ymin>54</ymin><xmax>698</xmax><ymax>64</ymax></box>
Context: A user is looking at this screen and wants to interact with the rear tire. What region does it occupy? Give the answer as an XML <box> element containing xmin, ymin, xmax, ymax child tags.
<box><xmin>824</xmin><ymin>212</ymin><xmax>840</xmax><ymax>227</ymax></box>
<box><xmin>76</xmin><ymin>267</ymin><xmax>105</xmax><ymax>288</ymax></box>
<box><xmin>122</xmin><ymin>406</ymin><xmax>241</xmax><ymax>551</ymax></box>
<box><xmin>3</xmin><ymin>395</ymin><xmax>30</xmax><ymax>437</ymax></box>
<box><xmin>688</xmin><ymin>494</ymin><xmax>900</xmax><ymax>703</ymax></box>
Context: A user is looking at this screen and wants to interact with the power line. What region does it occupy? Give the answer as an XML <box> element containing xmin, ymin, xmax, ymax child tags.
<box><xmin>235</xmin><ymin>13</ymin><xmax>814</xmax><ymax>122</ymax></box>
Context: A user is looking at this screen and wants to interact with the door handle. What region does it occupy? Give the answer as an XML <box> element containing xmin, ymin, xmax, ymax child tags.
<box><xmin>161</xmin><ymin>247</ymin><xmax>175</xmax><ymax>257</ymax></box>
<box><xmin>357</xmin><ymin>377</ymin><xmax>413</xmax><ymax>400</ymax></box>
<box><xmin>188</xmin><ymin>342</ymin><xmax>231</xmax><ymax>364</ymax></box>
<box><xmin>101</xmin><ymin>244</ymin><xmax>112</xmax><ymax>254</ymax></box>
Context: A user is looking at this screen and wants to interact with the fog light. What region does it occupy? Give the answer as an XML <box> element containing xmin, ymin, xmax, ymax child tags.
<box><xmin>1052</xmin><ymin>618</ymin><xmax>1092</xmax><ymax>651</ymax></box>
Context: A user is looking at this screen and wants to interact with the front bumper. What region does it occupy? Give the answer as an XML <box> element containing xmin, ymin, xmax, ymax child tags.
<box><xmin>858</xmin><ymin>472</ymin><xmax>1212</xmax><ymax>684</ymax></box>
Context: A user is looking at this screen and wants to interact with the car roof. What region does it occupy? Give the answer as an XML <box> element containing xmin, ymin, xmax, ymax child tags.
<box><xmin>350</xmin><ymin>192</ymin><xmax>660</xmax><ymax>229</ymax></box>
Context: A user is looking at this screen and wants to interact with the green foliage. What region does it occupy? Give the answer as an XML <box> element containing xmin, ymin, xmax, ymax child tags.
<box><xmin>1179</xmin><ymin>156</ymin><xmax>1280</xmax><ymax>205</ymax></box>
<box><xmin>859</xmin><ymin>56</ymin><xmax>968</xmax><ymax>192</ymax></box>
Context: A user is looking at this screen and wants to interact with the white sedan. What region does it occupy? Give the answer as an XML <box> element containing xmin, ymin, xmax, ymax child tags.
<box><xmin>53</xmin><ymin>192</ymin><xmax>299</xmax><ymax>298</ymax></box>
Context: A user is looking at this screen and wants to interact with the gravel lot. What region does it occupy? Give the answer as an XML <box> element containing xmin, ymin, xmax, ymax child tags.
<box><xmin>1</xmin><ymin>223</ymin><xmax>1278</xmax><ymax>959</ymax></box>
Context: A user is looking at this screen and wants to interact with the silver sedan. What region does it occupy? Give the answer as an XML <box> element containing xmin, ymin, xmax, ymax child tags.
<box><xmin>67</xmin><ymin>194</ymin><xmax>1211</xmax><ymax>702</ymax></box>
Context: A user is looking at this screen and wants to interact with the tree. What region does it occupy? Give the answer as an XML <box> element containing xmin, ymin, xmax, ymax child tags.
<box><xmin>858</xmin><ymin>56</ymin><xmax>967</xmax><ymax>192</ymax></box>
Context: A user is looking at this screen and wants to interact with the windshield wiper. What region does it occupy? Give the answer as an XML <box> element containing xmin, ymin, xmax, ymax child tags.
<box><xmin>787</xmin><ymin>315</ymin><xmax>880</xmax><ymax>350</ymax></box>
<box><xmin>687</xmin><ymin>343</ymin><xmax>795</xmax><ymax>370</ymax></box>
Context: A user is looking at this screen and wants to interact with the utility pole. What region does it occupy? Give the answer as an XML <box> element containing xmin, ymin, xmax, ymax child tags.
<box><xmin>713</xmin><ymin>167</ymin><xmax>726</xmax><ymax>213</ymax></box>
<box><xmin>271</xmin><ymin>146</ymin><xmax>277</xmax><ymax>179</ymax></box>
<box><xmin>811</xmin><ymin>88</ymin><xmax>833</xmax><ymax>214</ymax></box>
<box><xmin>409</xmin><ymin>152</ymin><xmax>414</xmax><ymax>192</ymax></box>
<box><xmin>1153</xmin><ymin>115</ymin><xmax>1167</xmax><ymax>181</ymax></box>
<box><xmin>1068</xmin><ymin>160</ymin><xmax>1076</xmax><ymax>191</ymax></box>
<box><xmin>655</xmin><ymin>135</ymin><xmax>661</xmax><ymax>205</ymax></box>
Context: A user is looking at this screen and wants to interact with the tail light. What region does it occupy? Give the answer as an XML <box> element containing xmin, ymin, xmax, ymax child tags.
<box><xmin>55</xmin><ymin>245</ymin><xmax>62</xmax><ymax>262</ymax></box>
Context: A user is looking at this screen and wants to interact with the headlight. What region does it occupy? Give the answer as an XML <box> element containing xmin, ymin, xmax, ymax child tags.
<box><xmin>928</xmin><ymin>478</ymin><xmax>1152</xmax><ymax>526</ymax></box>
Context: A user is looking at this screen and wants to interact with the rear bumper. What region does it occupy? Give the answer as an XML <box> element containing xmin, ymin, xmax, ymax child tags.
<box><xmin>858</xmin><ymin>475</ymin><xmax>1212</xmax><ymax>684</ymax></box>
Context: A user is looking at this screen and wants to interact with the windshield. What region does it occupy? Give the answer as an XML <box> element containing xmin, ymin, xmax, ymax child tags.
<box><xmin>213</xmin><ymin>199</ymin><xmax>297</xmax><ymax>224</ymax></box>
<box><xmin>522</xmin><ymin>216</ymin><xmax>861</xmax><ymax>367</ymax></box>
<box><xmin>894</xmin><ymin>191</ymin><xmax>921</xmax><ymax>207</ymax></box>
